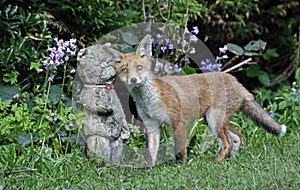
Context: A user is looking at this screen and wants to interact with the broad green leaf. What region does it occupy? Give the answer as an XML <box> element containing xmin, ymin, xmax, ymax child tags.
<box><xmin>266</xmin><ymin>48</ymin><xmax>280</xmax><ymax>58</ymax></box>
<box><xmin>278</xmin><ymin>101</ymin><xmax>288</xmax><ymax>110</ymax></box>
<box><xmin>0</xmin><ymin>84</ymin><xmax>21</xmax><ymax>101</ymax></box>
<box><xmin>258</xmin><ymin>71</ymin><xmax>270</xmax><ymax>86</ymax></box>
<box><xmin>182</xmin><ymin>66</ymin><xmax>196</xmax><ymax>75</ymax></box>
<box><xmin>227</xmin><ymin>43</ymin><xmax>244</xmax><ymax>55</ymax></box>
<box><xmin>244</xmin><ymin>40</ymin><xmax>267</xmax><ymax>51</ymax></box>
<box><xmin>246</xmin><ymin>65</ymin><xmax>260</xmax><ymax>77</ymax></box>
<box><xmin>295</xmin><ymin>67</ymin><xmax>300</xmax><ymax>84</ymax></box>
<box><xmin>15</xmin><ymin>134</ymin><xmax>38</xmax><ymax>147</ymax></box>
<box><xmin>49</xmin><ymin>85</ymin><xmax>62</xmax><ymax>105</ymax></box>
<box><xmin>121</xmin><ymin>32</ymin><xmax>139</xmax><ymax>45</ymax></box>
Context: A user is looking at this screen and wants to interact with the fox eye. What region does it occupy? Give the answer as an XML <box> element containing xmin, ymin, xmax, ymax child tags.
<box><xmin>122</xmin><ymin>68</ymin><xmax>128</xmax><ymax>74</ymax></box>
<box><xmin>137</xmin><ymin>65</ymin><xmax>143</xmax><ymax>70</ymax></box>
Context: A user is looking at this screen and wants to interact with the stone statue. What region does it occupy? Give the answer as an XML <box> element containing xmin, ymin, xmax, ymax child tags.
<box><xmin>73</xmin><ymin>44</ymin><xmax>130</xmax><ymax>165</ymax></box>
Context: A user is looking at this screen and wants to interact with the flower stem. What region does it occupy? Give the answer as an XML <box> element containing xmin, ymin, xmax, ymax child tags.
<box><xmin>39</xmin><ymin>70</ymin><xmax>52</xmax><ymax>146</ymax></box>
<box><xmin>58</xmin><ymin>64</ymin><xmax>67</xmax><ymax>110</ymax></box>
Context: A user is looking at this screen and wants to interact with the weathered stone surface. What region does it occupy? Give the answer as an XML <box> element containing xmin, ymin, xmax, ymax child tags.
<box><xmin>74</xmin><ymin>44</ymin><xmax>129</xmax><ymax>165</ymax></box>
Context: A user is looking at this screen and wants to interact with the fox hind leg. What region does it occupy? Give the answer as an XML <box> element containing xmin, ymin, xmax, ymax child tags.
<box><xmin>229</xmin><ymin>126</ymin><xmax>242</xmax><ymax>158</ymax></box>
<box><xmin>205</xmin><ymin>107</ymin><xmax>232</xmax><ymax>161</ymax></box>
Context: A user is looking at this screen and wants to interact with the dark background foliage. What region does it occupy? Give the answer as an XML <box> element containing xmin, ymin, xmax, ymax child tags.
<box><xmin>1</xmin><ymin>0</ymin><xmax>299</xmax><ymax>91</ymax></box>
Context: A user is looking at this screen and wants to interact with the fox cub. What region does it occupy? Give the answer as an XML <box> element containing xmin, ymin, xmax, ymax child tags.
<box><xmin>108</xmin><ymin>35</ymin><xmax>286</xmax><ymax>168</ymax></box>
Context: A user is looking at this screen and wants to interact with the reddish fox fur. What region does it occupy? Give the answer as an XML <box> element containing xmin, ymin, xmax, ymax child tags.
<box><xmin>108</xmin><ymin>35</ymin><xmax>286</xmax><ymax>168</ymax></box>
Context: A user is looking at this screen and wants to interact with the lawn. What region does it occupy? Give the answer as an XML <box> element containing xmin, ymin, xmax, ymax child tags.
<box><xmin>1</xmin><ymin>121</ymin><xmax>299</xmax><ymax>190</ymax></box>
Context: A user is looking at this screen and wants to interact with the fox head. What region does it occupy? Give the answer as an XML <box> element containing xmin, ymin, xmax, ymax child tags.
<box><xmin>107</xmin><ymin>35</ymin><xmax>153</xmax><ymax>86</ymax></box>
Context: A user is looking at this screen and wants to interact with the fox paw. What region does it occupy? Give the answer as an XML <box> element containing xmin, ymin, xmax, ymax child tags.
<box><xmin>229</xmin><ymin>131</ymin><xmax>241</xmax><ymax>158</ymax></box>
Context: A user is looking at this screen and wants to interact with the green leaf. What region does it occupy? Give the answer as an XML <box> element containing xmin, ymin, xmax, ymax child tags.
<box><xmin>295</xmin><ymin>68</ymin><xmax>300</xmax><ymax>84</ymax></box>
<box><xmin>0</xmin><ymin>85</ymin><xmax>21</xmax><ymax>101</ymax></box>
<box><xmin>3</xmin><ymin>71</ymin><xmax>19</xmax><ymax>84</ymax></box>
<box><xmin>121</xmin><ymin>32</ymin><xmax>139</xmax><ymax>45</ymax></box>
<box><xmin>278</xmin><ymin>101</ymin><xmax>288</xmax><ymax>110</ymax></box>
<box><xmin>243</xmin><ymin>51</ymin><xmax>260</xmax><ymax>56</ymax></box>
<box><xmin>30</xmin><ymin>61</ymin><xmax>42</xmax><ymax>70</ymax></box>
<box><xmin>15</xmin><ymin>134</ymin><xmax>39</xmax><ymax>147</ymax></box>
<box><xmin>226</xmin><ymin>43</ymin><xmax>244</xmax><ymax>55</ymax></box>
<box><xmin>49</xmin><ymin>85</ymin><xmax>62</xmax><ymax>105</ymax></box>
<box><xmin>244</xmin><ymin>40</ymin><xmax>267</xmax><ymax>51</ymax></box>
<box><xmin>182</xmin><ymin>66</ymin><xmax>196</xmax><ymax>75</ymax></box>
<box><xmin>246</xmin><ymin>65</ymin><xmax>260</xmax><ymax>77</ymax></box>
<box><xmin>265</xmin><ymin>48</ymin><xmax>280</xmax><ymax>58</ymax></box>
<box><xmin>258</xmin><ymin>71</ymin><xmax>270</xmax><ymax>86</ymax></box>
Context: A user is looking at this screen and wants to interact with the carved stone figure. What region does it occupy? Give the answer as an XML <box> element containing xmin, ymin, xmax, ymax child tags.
<box><xmin>74</xmin><ymin>44</ymin><xmax>130</xmax><ymax>165</ymax></box>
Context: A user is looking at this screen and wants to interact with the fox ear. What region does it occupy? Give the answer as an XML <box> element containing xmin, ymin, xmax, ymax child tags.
<box><xmin>103</xmin><ymin>45</ymin><xmax>124</xmax><ymax>64</ymax></box>
<box><xmin>136</xmin><ymin>35</ymin><xmax>152</xmax><ymax>57</ymax></box>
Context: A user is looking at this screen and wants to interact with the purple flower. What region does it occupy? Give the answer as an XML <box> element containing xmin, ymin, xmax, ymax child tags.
<box><xmin>70</xmin><ymin>69</ymin><xmax>76</xmax><ymax>74</ymax></box>
<box><xmin>190</xmin><ymin>48</ymin><xmax>196</xmax><ymax>54</ymax></box>
<box><xmin>297</xmin><ymin>90</ymin><xmax>300</xmax><ymax>96</ymax></box>
<box><xmin>200</xmin><ymin>58</ymin><xmax>222</xmax><ymax>72</ymax></box>
<box><xmin>48</xmin><ymin>75</ymin><xmax>54</xmax><ymax>82</ymax></box>
<box><xmin>54</xmin><ymin>38</ymin><xmax>64</xmax><ymax>47</ymax></box>
<box><xmin>221</xmin><ymin>54</ymin><xmax>229</xmax><ymax>59</ymax></box>
<box><xmin>168</xmin><ymin>43</ymin><xmax>174</xmax><ymax>50</ymax></box>
<box><xmin>269</xmin><ymin>111</ymin><xmax>275</xmax><ymax>118</ymax></box>
<box><xmin>192</xmin><ymin>26</ymin><xmax>199</xmax><ymax>35</ymax></box>
<box><xmin>291</xmin><ymin>87</ymin><xmax>297</xmax><ymax>92</ymax></box>
<box><xmin>157</xmin><ymin>34</ymin><xmax>161</xmax><ymax>40</ymax></box>
<box><xmin>40</xmin><ymin>38</ymin><xmax>77</xmax><ymax>71</ymax></box>
<box><xmin>151</xmin><ymin>38</ymin><xmax>155</xmax><ymax>46</ymax></box>
<box><xmin>219</xmin><ymin>45</ymin><xmax>228</xmax><ymax>54</ymax></box>
<box><xmin>190</xmin><ymin>35</ymin><xmax>198</xmax><ymax>43</ymax></box>
<box><xmin>165</xmin><ymin>38</ymin><xmax>170</xmax><ymax>44</ymax></box>
<box><xmin>173</xmin><ymin>63</ymin><xmax>182</xmax><ymax>74</ymax></box>
<box><xmin>185</xmin><ymin>28</ymin><xmax>190</xmax><ymax>34</ymax></box>
<box><xmin>181</xmin><ymin>40</ymin><xmax>187</xmax><ymax>47</ymax></box>
<box><xmin>161</xmin><ymin>45</ymin><xmax>167</xmax><ymax>53</ymax></box>
<box><xmin>154</xmin><ymin>60</ymin><xmax>163</xmax><ymax>73</ymax></box>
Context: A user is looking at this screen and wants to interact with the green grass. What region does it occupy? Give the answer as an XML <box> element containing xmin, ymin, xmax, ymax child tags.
<box><xmin>1</xmin><ymin>126</ymin><xmax>299</xmax><ymax>190</ymax></box>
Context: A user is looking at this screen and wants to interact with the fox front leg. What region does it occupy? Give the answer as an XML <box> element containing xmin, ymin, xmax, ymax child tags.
<box><xmin>143</xmin><ymin>119</ymin><xmax>161</xmax><ymax>168</ymax></box>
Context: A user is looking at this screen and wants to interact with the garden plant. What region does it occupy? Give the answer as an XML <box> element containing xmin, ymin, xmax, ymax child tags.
<box><xmin>0</xmin><ymin>0</ymin><xmax>299</xmax><ymax>189</ymax></box>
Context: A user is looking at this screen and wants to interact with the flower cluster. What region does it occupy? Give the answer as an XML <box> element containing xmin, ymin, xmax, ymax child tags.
<box><xmin>216</xmin><ymin>45</ymin><xmax>229</xmax><ymax>63</ymax></box>
<box><xmin>200</xmin><ymin>58</ymin><xmax>222</xmax><ymax>72</ymax></box>
<box><xmin>41</xmin><ymin>38</ymin><xmax>77</xmax><ymax>71</ymax></box>
<box><xmin>291</xmin><ymin>85</ymin><xmax>300</xmax><ymax>102</ymax></box>
<box><xmin>151</xmin><ymin>26</ymin><xmax>200</xmax><ymax>75</ymax></box>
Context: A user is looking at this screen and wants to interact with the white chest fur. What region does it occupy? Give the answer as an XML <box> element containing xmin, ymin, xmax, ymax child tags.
<box><xmin>130</xmin><ymin>80</ymin><xmax>172</xmax><ymax>126</ymax></box>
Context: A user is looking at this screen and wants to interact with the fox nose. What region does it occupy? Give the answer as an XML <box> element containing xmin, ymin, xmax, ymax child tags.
<box><xmin>131</xmin><ymin>78</ymin><xmax>137</xmax><ymax>84</ymax></box>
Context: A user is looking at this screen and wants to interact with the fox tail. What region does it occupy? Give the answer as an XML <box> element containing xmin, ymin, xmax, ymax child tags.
<box><xmin>242</xmin><ymin>96</ymin><xmax>286</xmax><ymax>136</ymax></box>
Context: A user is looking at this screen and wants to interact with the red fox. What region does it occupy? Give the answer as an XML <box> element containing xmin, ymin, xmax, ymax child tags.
<box><xmin>108</xmin><ymin>35</ymin><xmax>286</xmax><ymax>168</ymax></box>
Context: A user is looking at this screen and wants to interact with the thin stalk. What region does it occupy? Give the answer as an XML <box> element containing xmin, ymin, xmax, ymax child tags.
<box><xmin>223</xmin><ymin>58</ymin><xmax>252</xmax><ymax>73</ymax></box>
<box><xmin>58</xmin><ymin>64</ymin><xmax>67</xmax><ymax>110</ymax></box>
